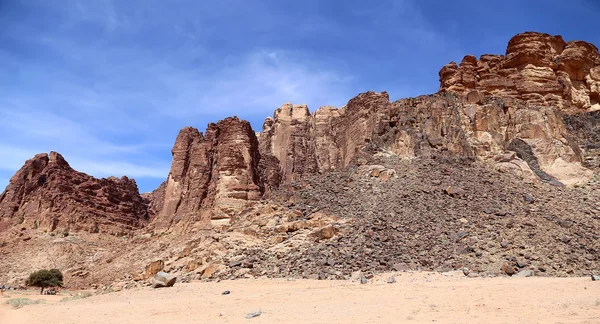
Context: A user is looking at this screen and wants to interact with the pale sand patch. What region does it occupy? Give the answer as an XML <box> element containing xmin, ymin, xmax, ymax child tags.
<box><xmin>2</xmin><ymin>272</ymin><xmax>600</xmax><ymax>324</ymax></box>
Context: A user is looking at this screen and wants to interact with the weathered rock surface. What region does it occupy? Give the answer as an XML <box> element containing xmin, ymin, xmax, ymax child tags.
<box><xmin>0</xmin><ymin>152</ymin><xmax>148</xmax><ymax>234</ymax></box>
<box><xmin>152</xmin><ymin>117</ymin><xmax>263</xmax><ymax>231</ymax></box>
<box><xmin>439</xmin><ymin>31</ymin><xmax>600</xmax><ymax>111</ymax></box>
<box><xmin>259</xmin><ymin>92</ymin><xmax>391</xmax><ymax>182</ymax></box>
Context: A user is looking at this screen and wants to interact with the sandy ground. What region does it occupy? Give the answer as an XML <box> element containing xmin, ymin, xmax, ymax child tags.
<box><xmin>2</xmin><ymin>272</ymin><xmax>600</xmax><ymax>324</ymax></box>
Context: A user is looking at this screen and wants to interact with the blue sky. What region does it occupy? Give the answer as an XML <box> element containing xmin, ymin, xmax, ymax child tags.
<box><xmin>1</xmin><ymin>0</ymin><xmax>599</xmax><ymax>193</ymax></box>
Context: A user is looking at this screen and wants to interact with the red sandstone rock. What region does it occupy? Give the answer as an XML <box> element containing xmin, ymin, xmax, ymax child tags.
<box><xmin>439</xmin><ymin>31</ymin><xmax>600</xmax><ymax>110</ymax></box>
<box><xmin>152</xmin><ymin>117</ymin><xmax>263</xmax><ymax>231</ymax></box>
<box><xmin>0</xmin><ymin>152</ymin><xmax>149</xmax><ymax>234</ymax></box>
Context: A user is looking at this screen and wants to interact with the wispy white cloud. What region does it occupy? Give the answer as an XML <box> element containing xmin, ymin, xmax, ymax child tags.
<box><xmin>0</xmin><ymin>0</ymin><xmax>359</xmax><ymax>192</ymax></box>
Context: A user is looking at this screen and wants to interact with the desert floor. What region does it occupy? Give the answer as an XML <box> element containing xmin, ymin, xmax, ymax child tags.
<box><xmin>2</xmin><ymin>271</ymin><xmax>600</xmax><ymax>324</ymax></box>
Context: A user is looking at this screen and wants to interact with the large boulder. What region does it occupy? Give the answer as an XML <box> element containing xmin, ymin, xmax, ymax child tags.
<box><xmin>151</xmin><ymin>272</ymin><xmax>177</xmax><ymax>288</ymax></box>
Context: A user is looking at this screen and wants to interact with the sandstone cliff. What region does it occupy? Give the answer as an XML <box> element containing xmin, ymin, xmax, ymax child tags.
<box><xmin>258</xmin><ymin>91</ymin><xmax>392</xmax><ymax>182</ymax></box>
<box><xmin>439</xmin><ymin>31</ymin><xmax>600</xmax><ymax>111</ymax></box>
<box><xmin>151</xmin><ymin>117</ymin><xmax>263</xmax><ymax>231</ymax></box>
<box><xmin>0</xmin><ymin>152</ymin><xmax>148</xmax><ymax>234</ymax></box>
<box><xmin>256</xmin><ymin>32</ymin><xmax>596</xmax><ymax>189</ymax></box>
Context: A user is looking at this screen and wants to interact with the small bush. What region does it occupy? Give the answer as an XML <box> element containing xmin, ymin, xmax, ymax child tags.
<box><xmin>60</xmin><ymin>292</ymin><xmax>93</xmax><ymax>302</ymax></box>
<box><xmin>4</xmin><ymin>298</ymin><xmax>46</xmax><ymax>309</ymax></box>
<box><xmin>63</xmin><ymin>230</ymin><xmax>69</xmax><ymax>237</ymax></box>
<box><xmin>50</xmin><ymin>233</ymin><xmax>56</xmax><ymax>237</ymax></box>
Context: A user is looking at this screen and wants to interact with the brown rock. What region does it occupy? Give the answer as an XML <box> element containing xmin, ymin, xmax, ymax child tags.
<box><xmin>502</xmin><ymin>263</ymin><xmax>517</xmax><ymax>276</ymax></box>
<box><xmin>439</xmin><ymin>31</ymin><xmax>600</xmax><ymax>110</ymax></box>
<box><xmin>152</xmin><ymin>117</ymin><xmax>263</xmax><ymax>231</ymax></box>
<box><xmin>309</xmin><ymin>225</ymin><xmax>336</xmax><ymax>240</ymax></box>
<box><xmin>145</xmin><ymin>260</ymin><xmax>165</xmax><ymax>279</ymax></box>
<box><xmin>0</xmin><ymin>152</ymin><xmax>149</xmax><ymax>234</ymax></box>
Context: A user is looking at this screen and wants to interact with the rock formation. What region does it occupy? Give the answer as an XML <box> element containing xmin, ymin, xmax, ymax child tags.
<box><xmin>151</xmin><ymin>117</ymin><xmax>263</xmax><ymax>231</ymax></box>
<box><xmin>257</xmin><ymin>32</ymin><xmax>597</xmax><ymax>188</ymax></box>
<box><xmin>439</xmin><ymin>31</ymin><xmax>600</xmax><ymax>111</ymax></box>
<box><xmin>0</xmin><ymin>152</ymin><xmax>148</xmax><ymax>234</ymax></box>
<box><xmin>2</xmin><ymin>31</ymin><xmax>599</xmax><ymax>236</ymax></box>
<box><xmin>259</xmin><ymin>91</ymin><xmax>392</xmax><ymax>182</ymax></box>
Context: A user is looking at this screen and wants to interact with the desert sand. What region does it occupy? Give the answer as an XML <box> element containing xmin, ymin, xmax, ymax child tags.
<box><xmin>2</xmin><ymin>272</ymin><xmax>600</xmax><ymax>324</ymax></box>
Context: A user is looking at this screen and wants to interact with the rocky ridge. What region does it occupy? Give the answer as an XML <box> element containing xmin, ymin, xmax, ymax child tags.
<box><xmin>0</xmin><ymin>152</ymin><xmax>148</xmax><ymax>235</ymax></box>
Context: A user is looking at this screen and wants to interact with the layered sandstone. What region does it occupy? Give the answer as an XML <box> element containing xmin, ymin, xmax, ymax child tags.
<box><xmin>0</xmin><ymin>152</ymin><xmax>148</xmax><ymax>234</ymax></box>
<box><xmin>259</xmin><ymin>91</ymin><xmax>392</xmax><ymax>182</ymax></box>
<box><xmin>439</xmin><ymin>32</ymin><xmax>600</xmax><ymax>111</ymax></box>
<box><xmin>152</xmin><ymin>117</ymin><xmax>263</xmax><ymax>231</ymax></box>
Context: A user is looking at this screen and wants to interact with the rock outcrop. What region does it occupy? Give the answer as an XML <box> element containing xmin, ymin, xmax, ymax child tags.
<box><xmin>439</xmin><ymin>31</ymin><xmax>600</xmax><ymax>111</ymax></box>
<box><xmin>259</xmin><ymin>91</ymin><xmax>392</xmax><ymax>182</ymax></box>
<box><xmin>152</xmin><ymin>117</ymin><xmax>263</xmax><ymax>231</ymax></box>
<box><xmin>0</xmin><ymin>152</ymin><xmax>149</xmax><ymax>234</ymax></box>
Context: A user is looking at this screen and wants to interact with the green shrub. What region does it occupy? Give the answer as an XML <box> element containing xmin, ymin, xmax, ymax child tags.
<box><xmin>26</xmin><ymin>269</ymin><xmax>64</xmax><ymax>293</ymax></box>
<box><xmin>60</xmin><ymin>292</ymin><xmax>93</xmax><ymax>302</ymax></box>
<box><xmin>4</xmin><ymin>298</ymin><xmax>46</xmax><ymax>308</ymax></box>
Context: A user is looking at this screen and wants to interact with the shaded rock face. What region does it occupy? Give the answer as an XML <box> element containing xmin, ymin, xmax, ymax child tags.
<box><xmin>153</xmin><ymin>117</ymin><xmax>263</xmax><ymax>231</ymax></box>
<box><xmin>439</xmin><ymin>31</ymin><xmax>600</xmax><ymax>111</ymax></box>
<box><xmin>0</xmin><ymin>152</ymin><xmax>148</xmax><ymax>234</ymax></box>
<box><xmin>141</xmin><ymin>181</ymin><xmax>166</xmax><ymax>221</ymax></box>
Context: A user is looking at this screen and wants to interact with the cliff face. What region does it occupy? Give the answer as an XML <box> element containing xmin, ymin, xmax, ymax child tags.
<box><xmin>151</xmin><ymin>117</ymin><xmax>263</xmax><ymax>231</ymax></box>
<box><xmin>255</xmin><ymin>32</ymin><xmax>596</xmax><ymax>190</ymax></box>
<box><xmin>0</xmin><ymin>152</ymin><xmax>148</xmax><ymax>234</ymax></box>
<box><xmin>439</xmin><ymin>32</ymin><xmax>600</xmax><ymax>111</ymax></box>
<box><xmin>258</xmin><ymin>91</ymin><xmax>392</xmax><ymax>182</ymax></box>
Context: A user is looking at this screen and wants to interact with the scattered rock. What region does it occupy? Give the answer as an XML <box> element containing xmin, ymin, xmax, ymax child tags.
<box><xmin>592</xmin><ymin>275</ymin><xmax>600</xmax><ymax>281</ymax></box>
<box><xmin>515</xmin><ymin>270</ymin><xmax>533</xmax><ymax>278</ymax></box>
<box><xmin>309</xmin><ymin>225</ymin><xmax>336</xmax><ymax>240</ymax></box>
<box><xmin>245</xmin><ymin>311</ymin><xmax>262</xmax><ymax>319</ymax></box>
<box><xmin>501</xmin><ymin>264</ymin><xmax>516</xmax><ymax>276</ymax></box>
<box><xmin>151</xmin><ymin>272</ymin><xmax>177</xmax><ymax>288</ymax></box>
<box><xmin>386</xmin><ymin>277</ymin><xmax>396</xmax><ymax>284</ymax></box>
<box><xmin>351</xmin><ymin>271</ymin><xmax>363</xmax><ymax>281</ymax></box>
<box><xmin>222</xmin><ymin>290</ymin><xmax>231</xmax><ymax>295</ymax></box>
<box><xmin>229</xmin><ymin>260</ymin><xmax>243</xmax><ymax>268</ymax></box>
<box><xmin>360</xmin><ymin>277</ymin><xmax>368</xmax><ymax>284</ymax></box>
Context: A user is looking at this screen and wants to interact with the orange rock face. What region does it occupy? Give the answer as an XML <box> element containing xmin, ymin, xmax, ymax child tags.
<box><xmin>439</xmin><ymin>32</ymin><xmax>600</xmax><ymax>110</ymax></box>
<box><xmin>0</xmin><ymin>152</ymin><xmax>149</xmax><ymax>234</ymax></box>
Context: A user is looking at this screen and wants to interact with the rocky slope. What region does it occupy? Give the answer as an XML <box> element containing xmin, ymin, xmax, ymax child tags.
<box><xmin>0</xmin><ymin>152</ymin><xmax>148</xmax><ymax>235</ymax></box>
